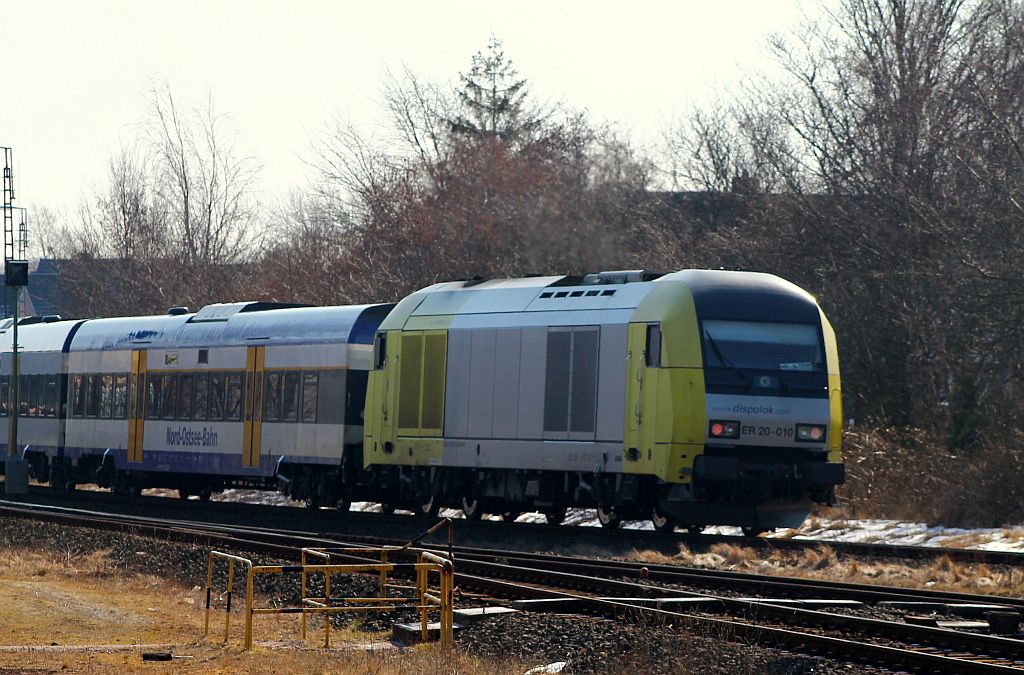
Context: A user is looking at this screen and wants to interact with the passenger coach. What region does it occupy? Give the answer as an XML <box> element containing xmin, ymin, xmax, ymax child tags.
<box><xmin>3</xmin><ymin>302</ymin><xmax>391</xmax><ymax>500</ymax></box>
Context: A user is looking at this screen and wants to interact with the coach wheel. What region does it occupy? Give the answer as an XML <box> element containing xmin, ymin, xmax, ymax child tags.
<box><xmin>178</xmin><ymin>489</ymin><xmax>191</xmax><ymax>500</ymax></box>
<box><xmin>198</xmin><ymin>487</ymin><xmax>212</xmax><ymax>502</ymax></box>
<box><xmin>651</xmin><ymin>507</ymin><xmax>676</xmax><ymax>534</ymax></box>
<box><xmin>336</xmin><ymin>493</ymin><xmax>352</xmax><ymax>513</ymax></box>
<box><xmin>416</xmin><ymin>494</ymin><xmax>440</xmax><ymax>518</ymax></box>
<box><xmin>461</xmin><ymin>497</ymin><xmax>483</xmax><ymax>521</ymax></box>
<box><xmin>596</xmin><ymin>504</ymin><xmax>621</xmax><ymax>529</ymax></box>
<box><xmin>686</xmin><ymin>525</ymin><xmax>705</xmax><ymax>536</ymax></box>
<box><xmin>741</xmin><ymin>527</ymin><xmax>767</xmax><ymax>538</ymax></box>
<box><xmin>544</xmin><ymin>507</ymin><xmax>568</xmax><ymax>526</ymax></box>
<box><xmin>501</xmin><ymin>510</ymin><xmax>521</xmax><ymax>522</ymax></box>
<box><xmin>380</xmin><ymin>503</ymin><xmax>396</xmax><ymax>515</ymax></box>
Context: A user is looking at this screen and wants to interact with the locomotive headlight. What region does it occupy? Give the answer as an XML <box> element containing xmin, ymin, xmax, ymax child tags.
<box><xmin>709</xmin><ymin>420</ymin><xmax>741</xmax><ymax>439</ymax></box>
<box><xmin>795</xmin><ymin>423</ymin><xmax>827</xmax><ymax>442</ymax></box>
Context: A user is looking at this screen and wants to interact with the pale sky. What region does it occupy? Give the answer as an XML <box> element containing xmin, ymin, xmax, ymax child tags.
<box><xmin>1</xmin><ymin>0</ymin><xmax>809</xmax><ymax>225</ymax></box>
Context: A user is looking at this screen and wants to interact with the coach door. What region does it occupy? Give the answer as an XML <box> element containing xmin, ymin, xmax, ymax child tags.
<box><xmin>242</xmin><ymin>346</ymin><xmax>265</xmax><ymax>468</ymax></box>
<box><xmin>127</xmin><ymin>350</ymin><xmax>147</xmax><ymax>462</ymax></box>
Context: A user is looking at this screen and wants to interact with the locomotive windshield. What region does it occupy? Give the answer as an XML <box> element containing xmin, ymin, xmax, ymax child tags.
<box><xmin>701</xmin><ymin>320</ymin><xmax>824</xmax><ymax>372</ymax></box>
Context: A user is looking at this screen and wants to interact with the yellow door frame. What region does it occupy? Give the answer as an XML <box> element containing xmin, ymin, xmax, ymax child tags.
<box><xmin>242</xmin><ymin>346</ymin><xmax>265</xmax><ymax>468</ymax></box>
<box><xmin>128</xmin><ymin>350</ymin><xmax>147</xmax><ymax>462</ymax></box>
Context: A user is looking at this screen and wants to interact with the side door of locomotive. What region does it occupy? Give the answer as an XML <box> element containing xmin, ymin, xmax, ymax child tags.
<box><xmin>624</xmin><ymin>322</ymin><xmax>660</xmax><ymax>472</ymax></box>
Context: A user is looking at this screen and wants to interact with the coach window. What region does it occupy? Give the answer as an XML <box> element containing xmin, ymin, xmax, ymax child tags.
<box><xmin>146</xmin><ymin>374</ymin><xmax>161</xmax><ymax>419</ymax></box>
<box><xmin>282</xmin><ymin>372</ymin><xmax>300</xmax><ymax>421</ymax></box>
<box><xmin>161</xmin><ymin>374</ymin><xmax>178</xmax><ymax>419</ymax></box>
<box><xmin>71</xmin><ymin>374</ymin><xmax>85</xmax><ymax>418</ymax></box>
<box><xmin>85</xmin><ymin>374</ymin><xmax>100</xmax><ymax>417</ymax></box>
<box><xmin>17</xmin><ymin>375</ymin><xmax>28</xmax><ymax>416</ymax></box>
<box><xmin>99</xmin><ymin>375</ymin><xmax>113</xmax><ymax>418</ymax></box>
<box><xmin>32</xmin><ymin>375</ymin><xmax>44</xmax><ymax>415</ymax></box>
<box><xmin>225</xmin><ymin>373</ymin><xmax>243</xmax><ymax>421</ymax></box>
<box><xmin>178</xmin><ymin>373</ymin><xmax>193</xmax><ymax>420</ymax></box>
<box><xmin>45</xmin><ymin>374</ymin><xmax>58</xmax><ymax>417</ymax></box>
<box><xmin>113</xmin><ymin>375</ymin><xmax>128</xmax><ymax>419</ymax></box>
<box><xmin>194</xmin><ymin>372</ymin><xmax>209</xmax><ymax>421</ymax></box>
<box><xmin>265</xmin><ymin>372</ymin><xmax>281</xmax><ymax>422</ymax></box>
<box><xmin>301</xmin><ymin>372</ymin><xmax>318</xmax><ymax>422</ymax></box>
<box><xmin>0</xmin><ymin>374</ymin><xmax>8</xmax><ymax>416</ymax></box>
<box><xmin>17</xmin><ymin>374</ymin><xmax>29</xmax><ymax>416</ymax></box>
<box><xmin>209</xmin><ymin>373</ymin><xmax>225</xmax><ymax>420</ymax></box>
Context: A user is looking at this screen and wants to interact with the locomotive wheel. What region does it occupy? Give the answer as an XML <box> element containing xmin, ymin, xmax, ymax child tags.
<box><xmin>178</xmin><ymin>489</ymin><xmax>192</xmax><ymax>500</ymax></box>
<box><xmin>596</xmin><ymin>505</ymin><xmax>621</xmax><ymax>529</ymax></box>
<box><xmin>416</xmin><ymin>494</ymin><xmax>440</xmax><ymax>518</ymax></box>
<box><xmin>336</xmin><ymin>493</ymin><xmax>352</xmax><ymax>512</ymax></box>
<box><xmin>544</xmin><ymin>507</ymin><xmax>568</xmax><ymax>526</ymax></box>
<box><xmin>686</xmin><ymin>525</ymin><xmax>705</xmax><ymax>536</ymax></box>
<box><xmin>380</xmin><ymin>503</ymin><xmax>396</xmax><ymax>515</ymax></box>
<box><xmin>741</xmin><ymin>527</ymin><xmax>767</xmax><ymax>537</ymax></box>
<box><xmin>461</xmin><ymin>497</ymin><xmax>483</xmax><ymax>520</ymax></box>
<box><xmin>501</xmin><ymin>510</ymin><xmax>521</xmax><ymax>522</ymax></box>
<box><xmin>198</xmin><ymin>487</ymin><xmax>212</xmax><ymax>502</ymax></box>
<box><xmin>651</xmin><ymin>507</ymin><xmax>676</xmax><ymax>533</ymax></box>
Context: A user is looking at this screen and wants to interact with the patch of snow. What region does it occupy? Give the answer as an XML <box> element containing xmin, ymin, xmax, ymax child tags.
<box><xmin>204</xmin><ymin>489</ymin><xmax>1024</xmax><ymax>553</ymax></box>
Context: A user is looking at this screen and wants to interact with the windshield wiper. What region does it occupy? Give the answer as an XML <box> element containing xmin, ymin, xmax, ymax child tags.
<box><xmin>704</xmin><ymin>329</ymin><xmax>748</xmax><ymax>387</ymax></box>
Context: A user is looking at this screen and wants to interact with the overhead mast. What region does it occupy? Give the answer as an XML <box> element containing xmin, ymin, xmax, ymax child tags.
<box><xmin>1</xmin><ymin>147</ymin><xmax>13</xmax><ymax>318</ymax></box>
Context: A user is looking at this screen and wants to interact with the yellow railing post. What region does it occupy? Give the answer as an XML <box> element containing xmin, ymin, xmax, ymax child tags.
<box><xmin>244</xmin><ymin>565</ymin><xmax>254</xmax><ymax>650</ymax></box>
<box><xmin>300</xmin><ymin>549</ymin><xmax>308</xmax><ymax>639</ymax></box>
<box><xmin>204</xmin><ymin>553</ymin><xmax>214</xmax><ymax>637</ymax></box>
<box><xmin>224</xmin><ymin>558</ymin><xmax>235</xmax><ymax>643</ymax></box>
<box><xmin>324</xmin><ymin>567</ymin><xmax>331</xmax><ymax>648</ymax></box>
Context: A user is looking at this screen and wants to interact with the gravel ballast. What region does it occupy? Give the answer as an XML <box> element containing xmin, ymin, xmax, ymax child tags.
<box><xmin>0</xmin><ymin>516</ymin><xmax>870</xmax><ymax>673</ymax></box>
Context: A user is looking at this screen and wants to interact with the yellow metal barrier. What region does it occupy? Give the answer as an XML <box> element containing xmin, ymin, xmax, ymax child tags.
<box><xmin>204</xmin><ymin>545</ymin><xmax>455</xmax><ymax>650</ymax></box>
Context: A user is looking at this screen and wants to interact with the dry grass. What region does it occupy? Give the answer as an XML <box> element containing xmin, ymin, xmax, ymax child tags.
<box><xmin>0</xmin><ymin>547</ymin><xmax>527</xmax><ymax>674</ymax></box>
<box><xmin>624</xmin><ymin>542</ymin><xmax>1024</xmax><ymax>597</ymax></box>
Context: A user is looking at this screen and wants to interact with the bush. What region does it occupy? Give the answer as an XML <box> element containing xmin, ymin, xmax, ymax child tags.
<box><xmin>838</xmin><ymin>427</ymin><xmax>1024</xmax><ymax>527</ymax></box>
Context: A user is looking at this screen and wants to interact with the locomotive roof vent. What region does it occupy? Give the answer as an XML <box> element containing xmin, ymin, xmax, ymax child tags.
<box><xmin>42</xmin><ymin>315</ymin><xmax>62</xmax><ymax>323</ymax></box>
<box><xmin>167</xmin><ymin>306</ymin><xmax>190</xmax><ymax>316</ymax></box>
<box><xmin>582</xmin><ymin>270</ymin><xmax>663</xmax><ymax>285</ymax></box>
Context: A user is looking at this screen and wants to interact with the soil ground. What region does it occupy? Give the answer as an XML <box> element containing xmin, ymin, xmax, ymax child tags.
<box><xmin>0</xmin><ymin>548</ymin><xmax>512</xmax><ymax>674</ymax></box>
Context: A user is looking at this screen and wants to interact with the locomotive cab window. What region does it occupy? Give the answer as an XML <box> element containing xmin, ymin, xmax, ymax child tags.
<box><xmin>645</xmin><ymin>324</ymin><xmax>662</xmax><ymax>368</ymax></box>
<box><xmin>374</xmin><ymin>333</ymin><xmax>387</xmax><ymax>369</ymax></box>
<box><xmin>701</xmin><ymin>320</ymin><xmax>824</xmax><ymax>372</ymax></box>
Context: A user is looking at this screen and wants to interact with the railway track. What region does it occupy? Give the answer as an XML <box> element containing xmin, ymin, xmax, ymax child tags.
<box><xmin>10</xmin><ymin>483</ymin><xmax>1024</xmax><ymax>567</ymax></box>
<box><xmin>3</xmin><ymin>498</ymin><xmax>1024</xmax><ymax>672</ymax></box>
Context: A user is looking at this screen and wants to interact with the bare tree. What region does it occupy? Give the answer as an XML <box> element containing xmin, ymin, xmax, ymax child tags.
<box><xmin>146</xmin><ymin>80</ymin><xmax>261</xmax><ymax>269</ymax></box>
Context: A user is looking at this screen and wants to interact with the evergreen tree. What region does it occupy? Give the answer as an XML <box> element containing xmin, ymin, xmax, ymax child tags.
<box><xmin>449</xmin><ymin>36</ymin><xmax>541</xmax><ymax>142</ymax></box>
